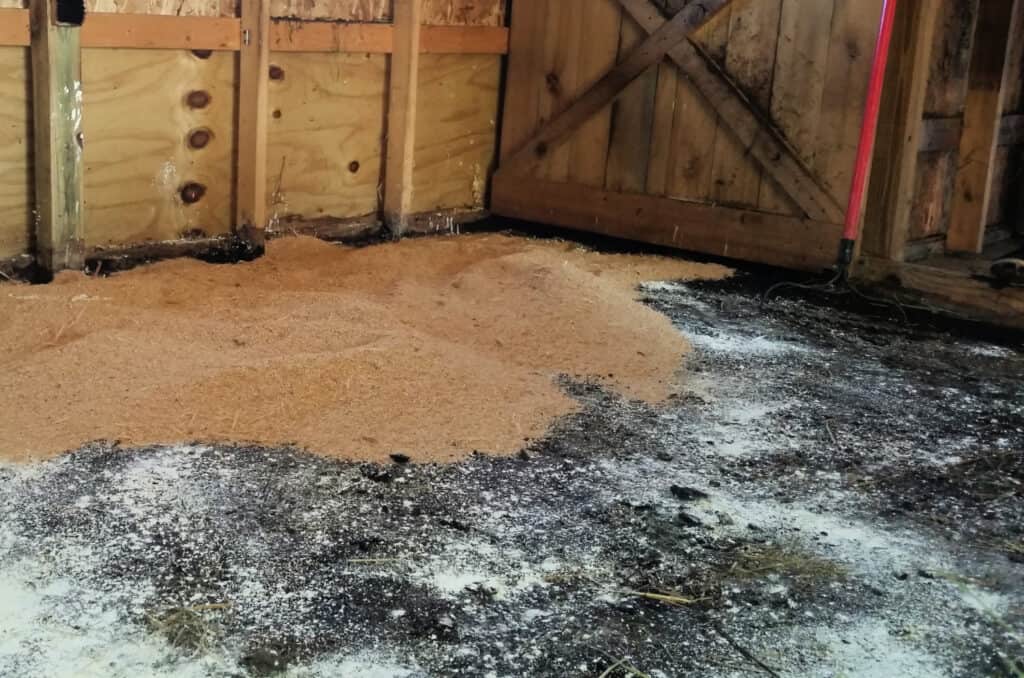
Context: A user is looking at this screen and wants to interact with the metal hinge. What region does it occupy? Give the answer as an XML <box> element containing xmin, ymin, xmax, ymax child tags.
<box><xmin>243</xmin><ymin>29</ymin><xmax>251</xmax><ymax>46</ymax></box>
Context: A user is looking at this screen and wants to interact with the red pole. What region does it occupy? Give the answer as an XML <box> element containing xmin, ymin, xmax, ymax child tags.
<box><xmin>837</xmin><ymin>0</ymin><xmax>899</xmax><ymax>267</ymax></box>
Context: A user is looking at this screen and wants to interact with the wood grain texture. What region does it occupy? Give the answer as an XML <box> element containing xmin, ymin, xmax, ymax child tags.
<box><xmin>237</xmin><ymin>0</ymin><xmax>270</xmax><ymax>241</ymax></box>
<box><xmin>503</xmin><ymin>0</ymin><xmax>724</xmax><ymax>178</ymax></box>
<box><xmin>411</xmin><ymin>54</ymin><xmax>500</xmax><ymax>212</ymax></box>
<box><xmin>492</xmin><ymin>172</ymin><xmax>844</xmax><ymax>271</ymax></box>
<box><xmin>422</xmin><ymin>0</ymin><xmax>504</xmax><ymax>26</ymax></box>
<box><xmin>82</xmin><ymin>49</ymin><xmax>236</xmax><ymax>245</ymax></box>
<box><xmin>383</xmin><ymin>0</ymin><xmax>421</xmax><ymax>233</ymax></box>
<box><xmin>0</xmin><ymin>8</ymin><xmax>28</xmax><ymax>46</ymax></box>
<box><xmin>708</xmin><ymin>0</ymin><xmax>780</xmax><ymax>208</ymax></box>
<box><xmin>813</xmin><ymin>0</ymin><xmax>882</xmax><ymax>205</ymax></box>
<box><xmin>0</xmin><ymin>47</ymin><xmax>31</xmax><ymax>258</ymax></box>
<box><xmin>618</xmin><ymin>0</ymin><xmax>845</xmax><ymax>223</ymax></box>
<box><xmin>83</xmin><ymin>13</ymin><xmax>240</xmax><ymax>50</ymax></box>
<box><xmin>566</xmin><ymin>0</ymin><xmax>621</xmax><ymax>187</ymax></box>
<box><xmin>760</xmin><ymin>0</ymin><xmax>834</xmax><ymax>214</ymax></box>
<box><xmin>855</xmin><ymin>256</ymin><xmax>1024</xmax><ymax>329</ymax></box>
<box><xmin>270</xmin><ymin>0</ymin><xmax>388</xmax><ymax>21</ymax></box>
<box><xmin>923</xmin><ymin>0</ymin><xmax>977</xmax><ymax>117</ymax></box>
<box><xmin>605</xmin><ymin>13</ymin><xmax>659</xmax><ymax>194</ymax></box>
<box><xmin>87</xmin><ymin>0</ymin><xmax>235</xmax><ymax>16</ymax></box>
<box><xmin>644</xmin><ymin>60</ymin><xmax>678</xmax><ymax>196</ymax></box>
<box><xmin>497</xmin><ymin>0</ymin><xmax>543</xmax><ymax>161</ymax></box>
<box><xmin>266</xmin><ymin>53</ymin><xmax>386</xmax><ymax>226</ymax></box>
<box><xmin>32</xmin><ymin>0</ymin><xmax>86</xmax><ymax>273</ymax></box>
<box><xmin>861</xmin><ymin>0</ymin><xmax>941</xmax><ymax>259</ymax></box>
<box><xmin>947</xmin><ymin>0</ymin><xmax>1019</xmax><ymax>252</ymax></box>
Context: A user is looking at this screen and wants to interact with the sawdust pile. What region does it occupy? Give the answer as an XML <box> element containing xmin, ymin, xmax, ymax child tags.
<box><xmin>0</xmin><ymin>234</ymin><xmax>730</xmax><ymax>463</ymax></box>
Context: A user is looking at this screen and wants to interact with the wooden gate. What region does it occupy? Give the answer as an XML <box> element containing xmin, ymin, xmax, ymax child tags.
<box><xmin>492</xmin><ymin>0</ymin><xmax>885</xmax><ymax>271</ymax></box>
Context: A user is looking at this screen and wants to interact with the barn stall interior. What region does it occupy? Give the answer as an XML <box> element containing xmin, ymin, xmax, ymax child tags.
<box><xmin>0</xmin><ymin>0</ymin><xmax>1023</xmax><ymax>676</ymax></box>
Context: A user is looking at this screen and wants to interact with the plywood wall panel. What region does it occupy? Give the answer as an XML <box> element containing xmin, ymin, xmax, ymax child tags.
<box><xmin>82</xmin><ymin>49</ymin><xmax>236</xmax><ymax>246</ymax></box>
<box><xmin>0</xmin><ymin>47</ymin><xmax>31</xmax><ymax>259</ymax></box>
<box><xmin>411</xmin><ymin>54</ymin><xmax>500</xmax><ymax>213</ymax></box>
<box><xmin>266</xmin><ymin>52</ymin><xmax>386</xmax><ymax>224</ymax></box>
<box><xmin>422</xmin><ymin>0</ymin><xmax>504</xmax><ymax>26</ymax></box>
<box><xmin>87</xmin><ymin>0</ymin><xmax>235</xmax><ymax>16</ymax></box>
<box><xmin>269</xmin><ymin>0</ymin><xmax>388</xmax><ymax>21</ymax></box>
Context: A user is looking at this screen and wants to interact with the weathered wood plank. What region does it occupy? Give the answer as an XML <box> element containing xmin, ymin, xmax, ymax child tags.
<box><xmin>855</xmin><ymin>256</ymin><xmax>1024</xmax><ymax>329</ymax></box>
<box><xmin>617</xmin><ymin>0</ymin><xmax>845</xmax><ymax>223</ymax></box>
<box><xmin>502</xmin><ymin>0</ymin><xmax>729</xmax><ymax>176</ymax></box>
<box><xmin>497</xmin><ymin>0</ymin><xmax>545</xmax><ymax>162</ymax></box>
<box><xmin>861</xmin><ymin>0</ymin><xmax>941</xmax><ymax>260</ymax></box>
<box><xmin>709</xmin><ymin>0</ymin><xmax>780</xmax><ymax>208</ymax></box>
<box><xmin>31</xmin><ymin>0</ymin><xmax>85</xmax><ymax>274</ymax></box>
<box><xmin>382</xmin><ymin>0</ymin><xmax>422</xmax><ymax>235</ymax></box>
<box><xmin>491</xmin><ymin>171</ymin><xmax>844</xmax><ymax>272</ymax></box>
<box><xmin>605</xmin><ymin>15</ymin><xmax>658</xmax><ymax>194</ymax></box>
<box><xmin>947</xmin><ymin>0</ymin><xmax>1020</xmax><ymax>252</ymax></box>
<box><xmin>919</xmin><ymin>113</ymin><xmax>1024</xmax><ymax>152</ymax></box>
<box><xmin>270</xmin><ymin>22</ymin><xmax>508</xmax><ymax>54</ymax></box>
<box><xmin>236</xmin><ymin>0</ymin><xmax>271</xmax><ymax>245</ymax></box>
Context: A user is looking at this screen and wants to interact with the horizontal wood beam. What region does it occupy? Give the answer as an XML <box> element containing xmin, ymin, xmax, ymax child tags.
<box><xmin>855</xmin><ymin>256</ymin><xmax>1024</xmax><ymax>329</ymax></box>
<box><xmin>0</xmin><ymin>10</ymin><xmax>509</xmax><ymax>54</ymax></box>
<box><xmin>491</xmin><ymin>172</ymin><xmax>843</xmax><ymax>272</ymax></box>
<box><xmin>920</xmin><ymin>114</ymin><xmax>1024</xmax><ymax>153</ymax></box>
<box><xmin>270</xmin><ymin>21</ymin><xmax>508</xmax><ymax>53</ymax></box>
<box><xmin>84</xmin><ymin>13</ymin><xmax>240</xmax><ymax>50</ymax></box>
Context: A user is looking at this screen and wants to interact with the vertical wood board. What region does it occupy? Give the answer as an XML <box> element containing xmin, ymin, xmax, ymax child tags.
<box><xmin>0</xmin><ymin>46</ymin><xmax>31</xmax><ymax>258</ymax></box>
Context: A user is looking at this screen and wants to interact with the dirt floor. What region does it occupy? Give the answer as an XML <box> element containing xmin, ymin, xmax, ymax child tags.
<box><xmin>1</xmin><ymin>234</ymin><xmax>1022</xmax><ymax>677</ymax></box>
<box><xmin>0</xmin><ymin>234</ymin><xmax>728</xmax><ymax>463</ymax></box>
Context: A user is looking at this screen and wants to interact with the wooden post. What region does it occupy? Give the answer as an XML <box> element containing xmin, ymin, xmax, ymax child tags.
<box><xmin>947</xmin><ymin>0</ymin><xmax>1021</xmax><ymax>254</ymax></box>
<box><xmin>236</xmin><ymin>0</ymin><xmax>270</xmax><ymax>249</ymax></box>
<box><xmin>383</xmin><ymin>0</ymin><xmax>422</xmax><ymax>237</ymax></box>
<box><xmin>31</xmin><ymin>0</ymin><xmax>85</xmax><ymax>275</ymax></box>
<box><xmin>861</xmin><ymin>0</ymin><xmax>941</xmax><ymax>261</ymax></box>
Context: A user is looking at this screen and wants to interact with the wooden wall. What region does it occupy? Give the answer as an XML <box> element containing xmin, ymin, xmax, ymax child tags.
<box><xmin>0</xmin><ymin>0</ymin><xmax>505</xmax><ymax>259</ymax></box>
<box><xmin>885</xmin><ymin>0</ymin><xmax>1024</xmax><ymax>256</ymax></box>
<box><xmin>493</xmin><ymin>0</ymin><xmax>881</xmax><ymax>270</ymax></box>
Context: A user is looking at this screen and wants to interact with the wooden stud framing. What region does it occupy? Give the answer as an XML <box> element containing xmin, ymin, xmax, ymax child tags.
<box><xmin>861</xmin><ymin>0</ymin><xmax>941</xmax><ymax>261</ymax></box>
<box><xmin>383</xmin><ymin>0</ymin><xmax>422</xmax><ymax>236</ymax></box>
<box><xmin>947</xmin><ymin>0</ymin><xmax>1022</xmax><ymax>253</ymax></box>
<box><xmin>236</xmin><ymin>0</ymin><xmax>271</xmax><ymax>246</ymax></box>
<box><xmin>501</xmin><ymin>0</ymin><xmax>729</xmax><ymax>175</ymax></box>
<box><xmin>492</xmin><ymin>173</ymin><xmax>843</xmax><ymax>272</ymax></box>
<box><xmin>616</xmin><ymin>0</ymin><xmax>845</xmax><ymax>224</ymax></box>
<box><xmin>31</xmin><ymin>0</ymin><xmax>85</xmax><ymax>274</ymax></box>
